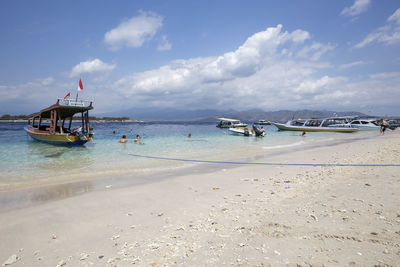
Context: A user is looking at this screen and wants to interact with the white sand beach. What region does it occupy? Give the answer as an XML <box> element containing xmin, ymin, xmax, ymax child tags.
<box><xmin>1</xmin><ymin>131</ymin><xmax>399</xmax><ymax>266</ymax></box>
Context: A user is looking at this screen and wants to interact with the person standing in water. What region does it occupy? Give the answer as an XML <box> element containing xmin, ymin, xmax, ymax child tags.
<box><xmin>380</xmin><ymin>119</ymin><xmax>388</xmax><ymax>135</ymax></box>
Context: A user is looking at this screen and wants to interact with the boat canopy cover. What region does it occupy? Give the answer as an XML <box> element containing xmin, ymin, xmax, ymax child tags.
<box><xmin>28</xmin><ymin>102</ymin><xmax>93</xmax><ymax>119</ymax></box>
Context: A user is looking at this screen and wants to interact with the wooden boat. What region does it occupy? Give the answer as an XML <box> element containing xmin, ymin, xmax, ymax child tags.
<box><xmin>272</xmin><ymin>117</ymin><xmax>359</xmax><ymax>133</ymax></box>
<box><xmin>216</xmin><ymin>118</ymin><xmax>247</xmax><ymax>128</ymax></box>
<box><xmin>25</xmin><ymin>98</ymin><xmax>94</xmax><ymax>145</ymax></box>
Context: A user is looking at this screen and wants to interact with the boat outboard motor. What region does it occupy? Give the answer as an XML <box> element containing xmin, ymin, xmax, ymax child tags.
<box><xmin>72</xmin><ymin>126</ymin><xmax>87</xmax><ymax>141</ymax></box>
<box><xmin>252</xmin><ymin>125</ymin><xmax>263</xmax><ymax>137</ymax></box>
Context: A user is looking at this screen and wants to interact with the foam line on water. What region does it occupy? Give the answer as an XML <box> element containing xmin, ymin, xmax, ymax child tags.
<box><xmin>263</xmin><ymin>140</ymin><xmax>305</xmax><ymax>150</ymax></box>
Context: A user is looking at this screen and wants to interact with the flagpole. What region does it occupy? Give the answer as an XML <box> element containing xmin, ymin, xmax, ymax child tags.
<box><xmin>76</xmin><ymin>77</ymin><xmax>80</xmax><ymax>103</ymax></box>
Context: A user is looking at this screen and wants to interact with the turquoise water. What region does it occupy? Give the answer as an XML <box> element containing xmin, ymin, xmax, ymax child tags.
<box><xmin>0</xmin><ymin>122</ymin><xmax>376</xmax><ymax>189</ymax></box>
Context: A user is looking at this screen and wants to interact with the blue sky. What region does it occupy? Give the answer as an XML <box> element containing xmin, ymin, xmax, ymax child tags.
<box><xmin>1</xmin><ymin>0</ymin><xmax>399</xmax><ymax>116</ymax></box>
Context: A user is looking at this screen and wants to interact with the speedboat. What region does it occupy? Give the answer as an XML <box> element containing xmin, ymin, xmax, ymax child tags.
<box><xmin>216</xmin><ymin>118</ymin><xmax>247</xmax><ymax>128</ymax></box>
<box><xmin>25</xmin><ymin>98</ymin><xmax>94</xmax><ymax>145</ymax></box>
<box><xmin>348</xmin><ymin>119</ymin><xmax>380</xmax><ymax>130</ymax></box>
<box><xmin>272</xmin><ymin>117</ymin><xmax>359</xmax><ymax>133</ymax></box>
<box><xmin>254</xmin><ymin>119</ymin><xmax>271</xmax><ymax>125</ymax></box>
<box><xmin>228</xmin><ymin>125</ymin><xmax>265</xmax><ymax>136</ymax></box>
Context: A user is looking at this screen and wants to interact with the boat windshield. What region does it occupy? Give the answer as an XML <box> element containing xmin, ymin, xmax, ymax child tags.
<box><xmin>290</xmin><ymin>120</ymin><xmax>306</xmax><ymax>126</ymax></box>
<box><xmin>219</xmin><ymin>121</ymin><xmax>232</xmax><ymax>126</ymax></box>
<box><xmin>304</xmin><ymin>120</ymin><xmax>323</xmax><ymax>127</ymax></box>
<box><xmin>321</xmin><ymin>119</ymin><xmax>348</xmax><ymax>127</ymax></box>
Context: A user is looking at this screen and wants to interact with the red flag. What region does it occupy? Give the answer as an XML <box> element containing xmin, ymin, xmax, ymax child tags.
<box><xmin>63</xmin><ymin>92</ymin><xmax>71</xmax><ymax>99</ymax></box>
<box><xmin>78</xmin><ymin>79</ymin><xmax>83</xmax><ymax>91</ymax></box>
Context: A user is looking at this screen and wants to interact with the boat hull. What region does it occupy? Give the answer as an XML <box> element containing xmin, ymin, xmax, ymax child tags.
<box><xmin>217</xmin><ymin>124</ymin><xmax>247</xmax><ymax>128</ymax></box>
<box><xmin>25</xmin><ymin>126</ymin><xmax>92</xmax><ymax>145</ymax></box>
<box><xmin>272</xmin><ymin>123</ymin><xmax>359</xmax><ymax>133</ymax></box>
<box><xmin>228</xmin><ymin>128</ymin><xmax>265</xmax><ymax>136</ymax></box>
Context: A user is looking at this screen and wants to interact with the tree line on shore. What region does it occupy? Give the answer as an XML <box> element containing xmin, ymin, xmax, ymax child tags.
<box><xmin>0</xmin><ymin>114</ymin><xmax>130</xmax><ymax>121</ymax></box>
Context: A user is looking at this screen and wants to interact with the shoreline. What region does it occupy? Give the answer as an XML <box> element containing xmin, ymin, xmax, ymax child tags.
<box><xmin>1</xmin><ymin>131</ymin><xmax>399</xmax><ymax>266</ymax></box>
<box><xmin>0</xmin><ymin>131</ymin><xmax>382</xmax><ymax>209</ymax></box>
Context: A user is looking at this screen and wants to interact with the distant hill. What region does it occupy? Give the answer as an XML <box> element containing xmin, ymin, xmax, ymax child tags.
<box><xmin>97</xmin><ymin>108</ymin><xmax>366</xmax><ymax>123</ymax></box>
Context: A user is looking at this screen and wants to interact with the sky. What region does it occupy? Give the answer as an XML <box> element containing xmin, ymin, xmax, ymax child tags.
<box><xmin>0</xmin><ymin>0</ymin><xmax>399</xmax><ymax>116</ymax></box>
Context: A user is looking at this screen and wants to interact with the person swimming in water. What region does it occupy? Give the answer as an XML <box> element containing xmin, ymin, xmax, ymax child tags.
<box><xmin>134</xmin><ymin>134</ymin><xmax>144</xmax><ymax>144</ymax></box>
<box><xmin>300</xmin><ymin>131</ymin><xmax>307</xmax><ymax>137</ymax></box>
<box><xmin>119</xmin><ymin>135</ymin><xmax>127</xmax><ymax>143</ymax></box>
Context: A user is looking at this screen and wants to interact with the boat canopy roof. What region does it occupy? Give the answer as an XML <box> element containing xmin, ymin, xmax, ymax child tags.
<box><xmin>217</xmin><ymin>118</ymin><xmax>240</xmax><ymax>122</ymax></box>
<box><xmin>28</xmin><ymin>98</ymin><xmax>93</xmax><ymax>119</ymax></box>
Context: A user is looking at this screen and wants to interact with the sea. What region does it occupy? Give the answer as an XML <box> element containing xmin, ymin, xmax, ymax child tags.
<box><xmin>0</xmin><ymin>121</ymin><xmax>378</xmax><ymax>191</ymax></box>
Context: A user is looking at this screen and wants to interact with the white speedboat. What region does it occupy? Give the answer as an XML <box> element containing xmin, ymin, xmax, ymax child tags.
<box><xmin>216</xmin><ymin>118</ymin><xmax>247</xmax><ymax>128</ymax></box>
<box><xmin>348</xmin><ymin>119</ymin><xmax>380</xmax><ymax>130</ymax></box>
<box><xmin>228</xmin><ymin>125</ymin><xmax>265</xmax><ymax>136</ymax></box>
<box><xmin>254</xmin><ymin>119</ymin><xmax>271</xmax><ymax>125</ymax></box>
<box><xmin>272</xmin><ymin>117</ymin><xmax>359</xmax><ymax>133</ymax></box>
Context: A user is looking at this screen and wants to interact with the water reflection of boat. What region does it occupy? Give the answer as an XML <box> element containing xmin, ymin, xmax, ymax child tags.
<box><xmin>216</xmin><ymin>118</ymin><xmax>247</xmax><ymax>128</ymax></box>
<box><xmin>25</xmin><ymin>98</ymin><xmax>94</xmax><ymax>145</ymax></box>
<box><xmin>27</xmin><ymin>142</ymin><xmax>93</xmax><ymax>171</ymax></box>
<box><xmin>272</xmin><ymin>117</ymin><xmax>359</xmax><ymax>133</ymax></box>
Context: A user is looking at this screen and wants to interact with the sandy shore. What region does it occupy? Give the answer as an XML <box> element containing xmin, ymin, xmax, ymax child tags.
<box><xmin>1</xmin><ymin>131</ymin><xmax>399</xmax><ymax>266</ymax></box>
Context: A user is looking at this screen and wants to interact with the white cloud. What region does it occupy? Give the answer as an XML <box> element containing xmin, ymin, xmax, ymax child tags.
<box><xmin>338</xmin><ymin>60</ymin><xmax>370</xmax><ymax>69</ymax></box>
<box><xmin>104</xmin><ymin>11</ymin><xmax>163</xmax><ymax>50</ymax></box>
<box><xmin>115</xmin><ymin>25</ymin><xmax>314</xmax><ymax>97</ymax></box>
<box><xmin>341</xmin><ymin>0</ymin><xmax>371</xmax><ymax>17</ymax></box>
<box><xmin>40</xmin><ymin>77</ymin><xmax>54</xmax><ymax>86</ymax></box>
<box><xmin>388</xmin><ymin>8</ymin><xmax>400</xmax><ymax>25</ymax></box>
<box><xmin>355</xmin><ymin>8</ymin><xmax>400</xmax><ymax>48</ymax></box>
<box><xmin>157</xmin><ymin>35</ymin><xmax>172</xmax><ymax>51</ymax></box>
<box><xmin>296</xmin><ymin>42</ymin><xmax>335</xmax><ymax>61</ymax></box>
<box><xmin>112</xmin><ymin>25</ymin><xmax>356</xmax><ymax>111</ymax></box>
<box><xmin>69</xmin><ymin>59</ymin><xmax>116</xmax><ymax>78</ymax></box>
<box><xmin>108</xmin><ymin>24</ymin><xmax>400</xmax><ymax>114</ymax></box>
<box><xmin>369</xmin><ymin>72</ymin><xmax>400</xmax><ymax>79</ymax></box>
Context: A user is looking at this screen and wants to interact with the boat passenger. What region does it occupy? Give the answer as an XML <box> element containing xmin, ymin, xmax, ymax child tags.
<box><xmin>120</xmin><ymin>135</ymin><xmax>127</xmax><ymax>143</ymax></box>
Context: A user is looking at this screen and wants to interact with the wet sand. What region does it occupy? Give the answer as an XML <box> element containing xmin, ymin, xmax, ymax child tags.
<box><xmin>0</xmin><ymin>130</ymin><xmax>399</xmax><ymax>266</ymax></box>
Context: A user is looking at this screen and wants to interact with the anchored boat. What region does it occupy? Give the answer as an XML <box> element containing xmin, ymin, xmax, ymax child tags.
<box><xmin>228</xmin><ymin>125</ymin><xmax>265</xmax><ymax>137</ymax></box>
<box><xmin>272</xmin><ymin>117</ymin><xmax>359</xmax><ymax>133</ymax></box>
<box><xmin>254</xmin><ymin>119</ymin><xmax>271</xmax><ymax>125</ymax></box>
<box><xmin>216</xmin><ymin>118</ymin><xmax>247</xmax><ymax>128</ymax></box>
<box><xmin>25</xmin><ymin>98</ymin><xmax>94</xmax><ymax>145</ymax></box>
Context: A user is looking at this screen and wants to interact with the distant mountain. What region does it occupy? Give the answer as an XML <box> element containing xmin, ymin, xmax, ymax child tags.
<box><xmin>98</xmin><ymin>107</ymin><xmax>366</xmax><ymax>123</ymax></box>
<box><xmin>98</xmin><ymin>107</ymin><xmax>235</xmax><ymax>121</ymax></box>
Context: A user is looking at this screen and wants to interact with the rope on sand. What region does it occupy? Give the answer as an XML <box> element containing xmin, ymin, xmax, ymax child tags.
<box><xmin>128</xmin><ymin>153</ymin><xmax>400</xmax><ymax>167</ymax></box>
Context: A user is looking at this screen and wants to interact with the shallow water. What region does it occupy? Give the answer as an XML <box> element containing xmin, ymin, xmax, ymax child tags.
<box><xmin>0</xmin><ymin>121</ymin><xmax>377</xmax><ymax>189</ymax></box>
